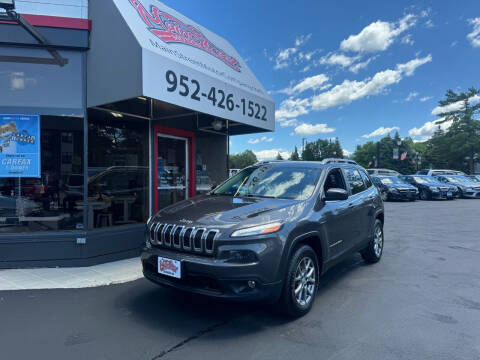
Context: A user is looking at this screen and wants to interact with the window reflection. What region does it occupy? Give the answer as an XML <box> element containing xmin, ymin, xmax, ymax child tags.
<box><xmin>87</xmin><ymin>110</ymin><xmax>149</xmax><ymax>229</ymax></box>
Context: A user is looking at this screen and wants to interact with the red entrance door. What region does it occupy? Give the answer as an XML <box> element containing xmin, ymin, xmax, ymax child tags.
<box><xmin>153</xmin><ymin>126</ymin><xmax>195</xmax><ymax>212</ymax></box>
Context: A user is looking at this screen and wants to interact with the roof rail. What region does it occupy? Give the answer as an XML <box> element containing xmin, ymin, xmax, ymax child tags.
<box><xmin>320</xmin><ymin>158</ymin><xmax>358</xmax><ymax>165</ymax></box>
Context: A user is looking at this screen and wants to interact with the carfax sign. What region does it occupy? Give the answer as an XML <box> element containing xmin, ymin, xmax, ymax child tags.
<box><xmin>0</xmin><ymin>114</ymin><xmax>40</xmax><ymax>178</ymax></box>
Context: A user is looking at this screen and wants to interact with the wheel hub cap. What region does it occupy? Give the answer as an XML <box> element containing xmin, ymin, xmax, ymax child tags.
<box><xmin>373</xmin><ymin>226</ymin><xmax>383</xmax><ymax>257</ymax></box>
<box><xmin>294</xmin><ymin>257</ymin><xmax>316</xmax><ymax>307</ymax></box>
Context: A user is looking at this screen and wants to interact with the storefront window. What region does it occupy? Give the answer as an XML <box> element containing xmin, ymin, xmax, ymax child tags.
<box><xmin>87</xmin><ymin>110</ymin><xmax>149</xmax><ymax>229</ymax></box>
<box><xmin>0</xmin><ymin>116</ymin><xmax>84</xmax><ymax>232</ymax></box>
<box><xmin>0</xmin><ymin>47</ymin><xmax>85</xmax><ymax>233</ymax></box>
<box><xmin>196</xmin><ymin>133</ymin><xmax>228</xmax><ymax>194</ymax></box>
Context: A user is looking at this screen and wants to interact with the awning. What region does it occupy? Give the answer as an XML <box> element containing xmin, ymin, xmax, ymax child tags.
<box><xmin>87</xmin><ymin>0</ymin><xmax>274</xmax><ymax>132</ymax></box>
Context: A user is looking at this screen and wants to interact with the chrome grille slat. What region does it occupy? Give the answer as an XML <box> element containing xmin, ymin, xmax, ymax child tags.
<box><xmin>150</xmin><ymin>223</ymin><xmax>217</xmax><ymax>256</ymax></box>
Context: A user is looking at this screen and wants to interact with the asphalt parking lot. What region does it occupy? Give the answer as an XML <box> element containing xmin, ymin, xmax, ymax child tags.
<box><xmin>1</xmin><ymin>199</ymin><xmax>479</xmax><ymax>360</ymax></box>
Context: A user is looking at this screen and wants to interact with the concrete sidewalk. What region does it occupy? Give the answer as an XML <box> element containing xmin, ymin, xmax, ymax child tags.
<box><xmin>0</xmin><ymin>257</ymin><xmax>143</xmax><ymax>290</ymax></box>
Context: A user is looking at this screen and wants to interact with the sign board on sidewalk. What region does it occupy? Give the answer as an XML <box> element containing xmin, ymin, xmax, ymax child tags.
<box><xmin>0</xmin><ymin>114</ymin><xmax>41</xmax><ymax>178</ymax></box>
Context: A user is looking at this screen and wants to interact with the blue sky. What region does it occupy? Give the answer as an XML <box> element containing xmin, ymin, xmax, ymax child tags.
<box><xmin>160</xmin><ymin>0</ymin><xmax>480</xmax><ymax>160</ymax></box>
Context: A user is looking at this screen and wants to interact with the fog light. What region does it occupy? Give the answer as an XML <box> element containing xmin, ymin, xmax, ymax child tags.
<box><xmin>247</xmin><ymin>280</ymin><xmax>256</xmax><ymax>289</ymax></box>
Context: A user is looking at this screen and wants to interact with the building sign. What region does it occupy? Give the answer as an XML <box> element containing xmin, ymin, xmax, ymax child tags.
<box><xmin>129</xmin><ymin>0</ymin><xmax>241</xmax><ymax>72</ymax></box>
<box><xmin>0</xmin><ymin>114</ymin><xmax>40</xmax><ymax>178</ymax></box>
<box><xmin>104</xmin><ymin>0</ymin><xmax>275</xmax><ymax>131</ymax></box>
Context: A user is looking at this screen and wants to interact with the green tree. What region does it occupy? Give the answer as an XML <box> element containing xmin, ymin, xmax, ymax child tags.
<box><xmin>290</xmin><ymin>146</ymin><xmax>300</xmax><ymax>161</ymax></box>
<box><xmin>301</xmin><ymin>138</ymin><xmax>344</xmax><ymax>161</ymax></box>
<box><xmin>229</xmin><ymin>150</ymin><xmax>257</xmax><ymax>169</ymax></box>
<box><xmin>432</xmin><ymin>88</ymin><xmax>480</xmax><ymax>173</ymax></box>
<box><xmin>276</xmin><ymin>152</ymin><xmax>284</xmax><ymax>160</ymax></box>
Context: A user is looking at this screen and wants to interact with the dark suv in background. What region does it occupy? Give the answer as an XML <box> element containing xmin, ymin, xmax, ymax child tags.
<box><xmin>142</xmin><ymin>160</ymin><xmax>384</xmax><ymax>317</ymax></box>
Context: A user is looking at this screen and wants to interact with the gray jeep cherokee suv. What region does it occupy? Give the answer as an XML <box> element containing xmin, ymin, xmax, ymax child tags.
<box><xmin>142</xmin><ymin>160</ymin><xmax>384</xmax><ymax>317</ymax></box>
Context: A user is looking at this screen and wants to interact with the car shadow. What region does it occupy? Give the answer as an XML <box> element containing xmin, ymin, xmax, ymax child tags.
<box><xmin>122</xmin><ymin>254</ymin><xmax>368</xmax><ymax>340</ymax></box>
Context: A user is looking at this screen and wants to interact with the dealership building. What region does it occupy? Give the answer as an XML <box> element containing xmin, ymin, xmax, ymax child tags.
<box><xmin>0</xmin><ymin>0</ymin><xmax>274</xmax><ymax>267</ymax></box>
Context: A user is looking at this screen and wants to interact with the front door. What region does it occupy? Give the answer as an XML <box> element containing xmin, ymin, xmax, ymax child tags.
<box><xmin>154</xmin><ymin>126</ymin><xmax>194</xmax><ymax>211</ymax></box>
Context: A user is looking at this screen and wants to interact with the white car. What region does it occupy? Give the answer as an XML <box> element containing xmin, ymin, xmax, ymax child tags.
<box><xmin>416</xmin><ymin>169</ymin><xmax>465</xmax><ymax>176</ymax></box>
<box><xmin>367</xmin><ymin>168</ymin><xmax>400</xmax><ymax>177</ymax></box>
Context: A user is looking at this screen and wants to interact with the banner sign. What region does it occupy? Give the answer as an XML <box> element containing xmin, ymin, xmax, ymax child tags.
<box><xmin>0</xmin><ymin>114</ymin><xmax>41</xmax><ymax>178</ymax></box>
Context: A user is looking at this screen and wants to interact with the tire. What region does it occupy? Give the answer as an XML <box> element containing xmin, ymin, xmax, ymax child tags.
<box><xmin>419</xmin><ymin>189</ymin><xmax>430</xmax><ymax>200</ymax></box>
<box><xmin>278</xmin><ymin>245</ymin><xmax>319</xmax><ymax>317</ymax></box>
<box><xmin>361</xmin><ymin>219</ymin><xmax>384</xmax><ymax>263</ymax></box>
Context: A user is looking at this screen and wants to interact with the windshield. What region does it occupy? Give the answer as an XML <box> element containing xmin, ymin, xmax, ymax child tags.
<box><xmin>380</xmin><ymin>177</ymin><xmax>405</xmax><ymax>185</ymax></box>
<box><xmin>443</xmin><ymin>176</ymin><xmax>472</xmax><ymax>183</ymax></box>
<box><xmin>214</xmin><ymin>165</ymin><xmax>321</xmax><ymax>200</ymax></box>
<box><xmin>413</xmin><ymin>176</ymin><xmax>436</xmax><ymax>184</ymax></box>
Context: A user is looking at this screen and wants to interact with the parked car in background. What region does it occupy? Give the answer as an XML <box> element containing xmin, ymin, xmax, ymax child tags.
<box><xmin>434</xmin><ymin>175</ymin><xmax>480</xmax><ymax>199</ymax></box>
<box><xmin>467</xmin><ymin>175</ymin><xmax>480</xmax><ymax>183</ymax></box>
<box><xmin>367</xmin><ymin>168</ymin><xmax>401</xmax><ymax>177</ymax></box>
<box><xmin>143</xmin><ymin>161</ymin><xmax>384</xmax><ymax>317</ymax></box>
<box><xmin>416</xmin><ymin>169</ymin><xmax>465</xmax><ymax>176</ymax></box>
<box><xmin>400</xmin><ymin>175</ymin><xmax>457</xmax><ymax>200</ymax></box>
<box><xmin>371</xmin><ymin>176</ymin><xmax>418</xmax><ymax>201</ymax></box>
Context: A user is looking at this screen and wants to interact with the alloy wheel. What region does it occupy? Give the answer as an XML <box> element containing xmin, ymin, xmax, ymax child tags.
<box><xmin>293</xmin><ymin>257</ymin><xmax>316</xmax><ymax>307</ymax></box>
<box><xmin>373</xmin><ymin>224</ymin><xmax>384</xmax><ymax>258</ymax></box>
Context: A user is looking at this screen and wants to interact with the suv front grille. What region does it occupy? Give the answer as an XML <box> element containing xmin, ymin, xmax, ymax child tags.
<box><xmin>148</xmin><ymin>223</ymin><xmax>218</xmax><ymax>256</ymax></box>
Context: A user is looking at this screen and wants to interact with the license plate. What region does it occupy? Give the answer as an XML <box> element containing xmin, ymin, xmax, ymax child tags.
<box><xmin>157</xmin><ymin>256</ymin><xmax>181</xmax><ymax>279</ymax></box>
<box><xmin>447</xmin><ymin>192</ymin><xmax>452</xmax><ymax>197</ymax></box>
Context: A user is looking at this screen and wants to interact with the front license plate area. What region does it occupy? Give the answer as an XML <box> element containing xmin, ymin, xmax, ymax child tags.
<box><xmin>158</xmin><ymin>256</ymin><xmax>181</xmax><ymax>279</ymax></box>
<box><xmin>447</xmin><ymin>192</ymin><xmax>452</xmax><ymax>197</ymax></box>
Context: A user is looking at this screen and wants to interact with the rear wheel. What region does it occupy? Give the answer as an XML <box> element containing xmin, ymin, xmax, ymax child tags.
<box><xmin>361</xmin><ymin>219</ymin><xmax>384</xmax><ymax>263</ymax></box>
<box><xmin>279</xmin><ymin>245</ymin><xmax>319</xmax><ymax>317</ymax></box>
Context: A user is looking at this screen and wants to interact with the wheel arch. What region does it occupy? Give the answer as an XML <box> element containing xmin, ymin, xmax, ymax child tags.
<box><xmin>286</xmin><ymin>231</ymin><xmax>327</xmax><ymax>276</ymax></box>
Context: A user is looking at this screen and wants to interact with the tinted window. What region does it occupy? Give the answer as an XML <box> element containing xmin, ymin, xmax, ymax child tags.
<box><xmin>360</xmin><ymin>170</ymin><xmax>373</xmax><ymax>188</ymax></box>
<box><xmin>344</xmin><ymin>168</ymin><xmax>367</xmax><ymax>195</ymax></box>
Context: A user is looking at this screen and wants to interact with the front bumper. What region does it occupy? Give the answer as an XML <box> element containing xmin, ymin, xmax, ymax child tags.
<box><xmin>141</xmin><ymin>246</ymin><xmax>283</xmax><ymax>302</ymax></box>
<box><xmin>430</xmin><ymin>190</ymin><xmax>455</xmax><ymax>200</ymax></box>
<box><xmin>387</xmin><ymin>191</ymin><xmax>417</xmax><ymax>200</ymax></box>
<box><xmin>461</xmin><ymin>190</ymin><xmax>480</xmax><ymax>199</ymax></box>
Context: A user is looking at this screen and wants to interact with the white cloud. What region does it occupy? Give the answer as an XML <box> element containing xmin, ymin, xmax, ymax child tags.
<box><xmin>425</xmin><ymin>19</ymin><xmax>434</xmax><ymax>28</ymax></box>
<box><xmin>248</xmin><ymin>136</ymin><xmax>273</xmax><ymax>144</ymax></box>
<box><xmin>254</xmin><ymin>149</ymin><xmax>290</xmax><ymax>161</ymax></box>
<box><xmin>401</xmin><ymin>34</ymin><xmax>414</xmax><ymax>45</ymax></box>
<box><xmin>310</xmin><ymin>55</ymin><xmax>432</xmax><ymax>111</ymax></box>
<box><xmin>275</xmin><ymin>55</ymin><xmax>432</xmax><ymax>119</ymax></box>
<box><xmin>275</xmin><ymin>97</ymin><xmax>311</xmax><ymax>121</ymax></box>
<box><xmin>408</xmin><ymin>118</ymin><xmax>452</xmax><ymax>140</ymax></box>
<box><xmin>292</xmin><ymin>123</ymin><xmax>335</xmax><ymax>136</ymax></box>
<box><xmin>431</xmin><ymin>94</ymin><xmax>480</xmax><ymax>115</ymax></box>
<box><xmin>420</xmin><ymin>96</ymin><xmax>433</xmax><ymax>102</ymax></box>
<box><xmin>340</xmin><ymin>14</ymin><xmax>417</xmax><ymax>53</ymax></box>
<box><xmin>467</xmin><ymin>18</ymin><xmax>480</xmax><ymax>48</ymax></box>
<box><xmin>273</xmin><ymin>34</ymin><xmax>312</xmax><ymax>70</ymax></box>
<box><xmin>320</xmin><ymin>53</ymin><xmax>359</xmax><ymax>67</ymax></box>
<box><xmin>343</xmin><ymin>149</ymin><xmax>353</xmax><ymax>157</ymax></box>
<box><xmin>278</xmin><ymin>119</ymin><xmax>299</xmax><ymax>127</ymax></box>
<box><xmin>405</xmin><ymin>91</ymin><xmax>419</xmax><ymax>101</ymax></box>
<box><xmin>349</xmin><ymin>56</ymin><xmax>376</xmax><ymax>73</ymax></box>
<box><xmin>279</xmin><ymin>74</ymin><xmax>330</xmax><ymax>95</ymax></box>
<box><xmin>362</xmin><ymin>126</ymin><xmax>400</xmax><ymax>139</ymax></box>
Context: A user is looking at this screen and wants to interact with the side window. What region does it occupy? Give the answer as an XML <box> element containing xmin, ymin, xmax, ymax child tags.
<box><xmin>360</xmin><ymin>170</ymin><xmax>373</xmax><ymax>188</ymax></box>
<box><xmin>324</xmin><ymin>168</ymin><xmax>347</xmax><ymax>192</ymax></box>
<box><xmin>344</xmin><ymin>168</ymin><xmax>367</xmax><ymax>195</ymax></box>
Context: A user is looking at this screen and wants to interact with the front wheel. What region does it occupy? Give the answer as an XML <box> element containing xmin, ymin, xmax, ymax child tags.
<box><xmin>361</xmin><ymin>219</ymin><xmax>384</xmax><ymax>263</ymax></box>
<box><xmin>278</xmin><ymin>245</ymin><xmax>319</xmax><ymax>317</ymax></box>
<box><xmin>419</xmin><ymin>189</ymin><xmax>430</xmax><ymax>200</ymax></box>
<box><xmin>381</xmin><ymin>191</ymin><xmax>388</xmax><ymax>201</ymax></box>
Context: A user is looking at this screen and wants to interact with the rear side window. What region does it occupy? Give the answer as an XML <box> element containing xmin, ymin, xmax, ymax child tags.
<box><xmin>344</xmin><ymin>168</ymin><xmax>367</xmax><ymax>195</ymax></box>
<box><xmin>360</xmin><ymin>170</ymin><xmax>373</xmax><ymax>188</ymax></box>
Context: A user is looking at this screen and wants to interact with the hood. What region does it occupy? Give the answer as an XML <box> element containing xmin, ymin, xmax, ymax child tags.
<box><xmin>384</xmin><ymin>183</ymin><xmax>416</xmax><ymax>190</ymax></box>
<box><xmin>152</xmin><ymin>195</ymin><xmax>306</xmax><ymax>230</ymax></box>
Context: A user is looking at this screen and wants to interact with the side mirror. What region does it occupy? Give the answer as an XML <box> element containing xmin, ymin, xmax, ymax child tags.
<box><xmin>324</xmin><ymin>188</ymin><xmax>349</xmax><ymax>201</ymax></box>
<box><xmin>210</xmin><ymin>184</ymin><xmax>217</xmax><ymax>190</ymax></box>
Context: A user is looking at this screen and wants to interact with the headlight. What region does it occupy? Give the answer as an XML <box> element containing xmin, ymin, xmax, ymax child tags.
<box><xmin>388</xmin><ymin>188</ymin><xmax>398</xmax><ymax>193</ymax></box>
<box><xmin>430</xmin><ymin>187</ymin><xmax>439</xmax><ymax>192</ymax></box>
<box><xmin>231</xmin><ymin>222</ymin><xmax>283</xmax><ymax>238</ymax></box>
